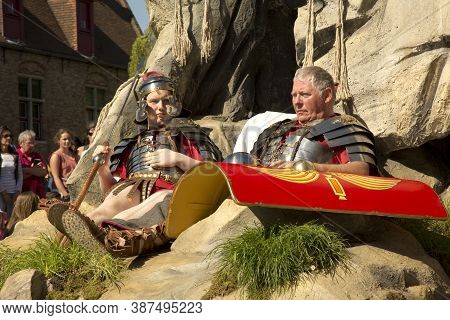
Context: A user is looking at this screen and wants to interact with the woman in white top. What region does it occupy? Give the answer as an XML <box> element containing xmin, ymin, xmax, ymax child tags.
<box><xmin>0</xmin><ymin>125</ymin><xmax>23</xmax><ymax>217</ymax></box>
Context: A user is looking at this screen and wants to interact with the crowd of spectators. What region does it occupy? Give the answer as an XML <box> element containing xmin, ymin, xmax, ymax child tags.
<box><xmin>0</xmin><ymin>123</ymin><xmax>93</xmax><ymax>239</ymax></box>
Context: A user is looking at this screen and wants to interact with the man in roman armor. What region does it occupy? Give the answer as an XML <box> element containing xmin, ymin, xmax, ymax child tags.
<box><xmin>49</xmin><ymin>71</ymin><xmax>223</xmax><ymax>257</ymax></box>
<box><xmin>249</xmin><ymin>66</ymin><xmax>378</xmax><ymax>175</ymax></box>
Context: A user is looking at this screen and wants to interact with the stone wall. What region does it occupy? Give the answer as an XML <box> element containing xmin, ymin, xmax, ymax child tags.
<box><xmin>0</xmin><ymin>47</ymin><xmax>127</xmax><ymax>158</ymax></box>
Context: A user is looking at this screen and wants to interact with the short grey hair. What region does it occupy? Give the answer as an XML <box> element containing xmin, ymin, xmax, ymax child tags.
<box><xmin>294</xmin><ymin>66</ymin><xmax>336</xmax><ymax>100</ymax></box>
<box><xmin>18</xmin><ymin>130</ymin><xmax>36</xmax><ymax>144</ymax></box>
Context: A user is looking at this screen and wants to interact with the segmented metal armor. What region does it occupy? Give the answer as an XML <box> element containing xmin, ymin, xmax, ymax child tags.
<box><xmin>109</xmin><ymin>120</ymin><xmax>223</xmax><ymax>202</ymax></box>
<box><xmin>251</xmin><ymin>115</ymin><xmax>377</xmax><ymax>167</ymax></box>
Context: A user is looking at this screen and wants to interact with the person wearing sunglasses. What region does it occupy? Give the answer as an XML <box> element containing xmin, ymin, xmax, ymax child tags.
<box><xmin>0</xmin><ymin>125</ymin><xmax>23</xmax><ymax>217</ymax></box>
<box><xmin>77</xmin><ymin>122</ymin><xmax>96</xmax><ymax>157</ymax></box>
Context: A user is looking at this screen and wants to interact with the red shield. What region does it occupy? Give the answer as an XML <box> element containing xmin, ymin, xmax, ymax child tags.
<box><xmin>166</xmin><ymin>162</ymin><xmax>448</xmax><ymax>238</ymax></box>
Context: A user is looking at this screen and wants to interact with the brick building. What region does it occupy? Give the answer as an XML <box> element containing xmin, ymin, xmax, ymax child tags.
<box><xmin>0</xmin><ymin>0</ymin><xmax>141</xmax><ymax>157</ymax></box>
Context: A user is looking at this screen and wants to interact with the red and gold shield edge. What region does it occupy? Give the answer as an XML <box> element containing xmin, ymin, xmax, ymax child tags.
<box><xmin>166</xmin><ymin>162</ymin><xmax>448</xmax><ymax>238</ymax></box>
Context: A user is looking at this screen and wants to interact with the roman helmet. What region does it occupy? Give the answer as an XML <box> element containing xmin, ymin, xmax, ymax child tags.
<box><xmin>135</xmin><ymin>71</ymin><xmax>190</xmax><ymax>124</ymax></box>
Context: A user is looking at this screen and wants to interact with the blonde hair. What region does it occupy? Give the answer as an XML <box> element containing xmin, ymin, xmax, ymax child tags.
<box><xmin>18</xmin><ymin>130</ymin><xmax>36</xmax><ymax>145</ymax></box>
<box><xmin>6</xmin><ymin>192</ymin><xmax>40</xmax><ymax>233</ymax></box>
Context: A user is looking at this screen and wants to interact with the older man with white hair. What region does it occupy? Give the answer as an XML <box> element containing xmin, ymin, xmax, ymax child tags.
<box><xmin>16</xmin><ymin>130</ymin><xmax>47</xmax><ymax>198</ymax></box>
<box><xmin>249</xmin><ymin>66</ymin><xmax>377</xmax><ymax>175</ymax></box>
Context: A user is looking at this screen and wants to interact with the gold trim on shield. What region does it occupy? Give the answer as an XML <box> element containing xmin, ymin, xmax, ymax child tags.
<box><xmin>332</xmin><ymin>173</ymin><xmax>400</xmax><ymax>190</ymax></box>
<box><xmin>251</xmin><ymin>167</ymin><xmax>320</xmax><ymax>184</ymax></box>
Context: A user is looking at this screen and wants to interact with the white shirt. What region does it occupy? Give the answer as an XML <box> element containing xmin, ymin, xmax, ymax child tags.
<box><xmin>233</xmin><ymin>111</ymin><xmax>297</xmax><ymax>153</ymax></box>
<box><xmin>0</xmin><ymin>153</ymin><xmax>23</xmax><ymax>193</ymax></box>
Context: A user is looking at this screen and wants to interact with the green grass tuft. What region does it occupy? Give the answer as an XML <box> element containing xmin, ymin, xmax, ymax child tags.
<box><xmin>0</xmin><ymin>234</ymin><xmax>124</xmax><ymax>299</ymax></box>
<box><xmin>204</xmin><ymin>223</ymin><xmax>350</xmax><ymax>299</ymax></box>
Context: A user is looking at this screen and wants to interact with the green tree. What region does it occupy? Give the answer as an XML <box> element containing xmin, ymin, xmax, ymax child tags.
<box><xmin>128</xmin><ymin>28</ymin><xmax>156</xmax><ymax>77</ymax></box>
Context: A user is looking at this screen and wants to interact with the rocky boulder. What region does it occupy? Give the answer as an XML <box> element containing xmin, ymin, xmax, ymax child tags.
<box><xmin>1</xmin><ymin>200</ymin><xmax>448</xmax><ymax>299</ymax></box>
<box><xmin>381</xmin><ymin>145</ymin><xmax>449</xmax><ymax>193</ymax></box>
<box><xmin>0</xmin><ymin>269</ymin><xmax>47</xmax><ymax>300</ymax></box>
<box><xmin>102</xmin><ymin>200</ymin><xmax>449</xmax><ymax>299</ymax></box>
<box><xmin>0</xmin><ymin>202</ymin><xmax>95</xmax><ymax>250</ymax></box>
<box><xmin>147</xmin><ymin>0</ymin><xmax>299</xmax><ymax>120</ymax></box>
<box><xmin>0</xmin><ymin>210</ymin><xmax>57</xmax><ymax>250</ymax></box>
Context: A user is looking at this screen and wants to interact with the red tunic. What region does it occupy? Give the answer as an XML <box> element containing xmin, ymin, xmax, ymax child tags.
<box><xmin>16</xmin><ymin>147</ymin><xmax>46</xmax><ymax>198</ymax></box>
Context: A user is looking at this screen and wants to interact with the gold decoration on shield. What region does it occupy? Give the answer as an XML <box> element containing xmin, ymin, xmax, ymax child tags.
<box><xmin>251</xmin><ymin>168</ymin><xmax>320</xmax><ymax>184</ymax></box>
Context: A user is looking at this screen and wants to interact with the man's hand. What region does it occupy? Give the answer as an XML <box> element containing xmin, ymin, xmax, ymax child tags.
<box><xmin>268</xmin><ymin>160</ymin><xmax>316</xmax><ymax>171</ymax></box>
<box><xmin>93</xmin><ymin>145</ymin><xmax>112</xmax><ymax>169</ymax></box>
<box><xmin>145</xmin><ymin>149</ymin><xmax>201</xmax><ymax>172</ymax></box>
<box><xmin>145</xmin><ymin>149</ymin><xmax>184</xmax><ymax>168</ymax></box>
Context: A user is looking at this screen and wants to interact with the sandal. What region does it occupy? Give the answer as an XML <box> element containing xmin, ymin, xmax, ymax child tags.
<box><xmin>47</xmin><ymin>202</ymin><xmax>70</xmax><ymax>234</ymax></box>
<box><xmin>104</xmin><ymin>223</ymin><xmax>169</xmax><ymax>258</ymax></box>
<box><xmin>60</xmin><ymin>209</ymin><xmax>108</xmax><ymax>255</ymax></box>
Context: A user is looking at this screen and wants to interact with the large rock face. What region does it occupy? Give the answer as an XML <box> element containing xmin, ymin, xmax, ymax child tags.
<box><xmin>294</xmin><ymin>0</ymin><xmax>449</xmax><ymax>155</ymax></box>
<box><xmin>147</xmin><ymin>0</ymin><xmax>299</xmax><ymax>120</ymax></box>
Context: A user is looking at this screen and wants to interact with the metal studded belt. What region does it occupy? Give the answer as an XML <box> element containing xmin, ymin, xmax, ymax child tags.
<box><xmin>128</xmin><ymin>171</ymin><xmax>178</xmax><ymax>184</ymax></box>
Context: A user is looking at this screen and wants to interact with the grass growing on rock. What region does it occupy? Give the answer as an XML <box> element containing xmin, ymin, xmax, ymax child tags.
<box><xmin>0</xmin><ymin>235</ymin><xmax>124</xmax><ymax>299</ymax></box>
<box><xmin>204</xmin><ymin>223</ymin><xmax>350</xmax><ymax>299</ymax></box>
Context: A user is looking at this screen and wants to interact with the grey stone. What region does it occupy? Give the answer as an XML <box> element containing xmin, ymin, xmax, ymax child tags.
<box><xmin>0</xmin><ymin>210</ymin><xmax>58</xmax><ymax>250</ymax></box>
<box><xmin>102</xmin><ymin>200</ymin><xmax>449</xmax><ymax>299</ymax></box>
<box><xmin>381</xmin><ymin>146</ymin><xmax>449</xmax><ymax>193</ymax></box>
<box><xmin>194</xmin><ymin>118</ymin><xmax>246</xmax><ymax>157</ymax></box>
<box><xmin>0</xmin><ymin>269</ymin><xmax>47</xmax><ymax>300</ymax></box>
<box><xmin>147</xmin><ymin>0</ymin><xmax>298</xmax><ymax>120</ymax></box>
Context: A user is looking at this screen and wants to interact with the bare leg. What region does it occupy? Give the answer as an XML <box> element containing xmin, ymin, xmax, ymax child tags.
<box><xmin>87</xmin><ymin>185</ymin><xmax>140</xmax><ymax>224</ymax></box>
<box><xmin>111</xmin><ymin>190</ymin><xmax>172</xmax><ymax>221</ymax></box>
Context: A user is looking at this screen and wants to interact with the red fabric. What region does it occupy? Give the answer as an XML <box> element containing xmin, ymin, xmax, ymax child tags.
<box><xmin>50</xmin><ymin>150</ymin><xmax>78</xmax><ymax>188</ymax></box>
<box><xmin>112</xmin><ymin>134</ymin><xmax>204</xmax><ymax>193</ymax></box>
<box><xmin>16</xmin><ymin>147</ymin><xmax>46</xmax><ymax>198</ymax></box>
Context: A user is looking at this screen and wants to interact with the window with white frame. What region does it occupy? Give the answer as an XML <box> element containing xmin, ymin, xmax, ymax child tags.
<box><xmin>85</xmin><ymin>86</ymin><xmax>105</xmax><ymax>122</ymax></box>
<box><xmin>18</xmin><ymin>76</ymin><xmax>43</xmax><ymax>139</ymax></box>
